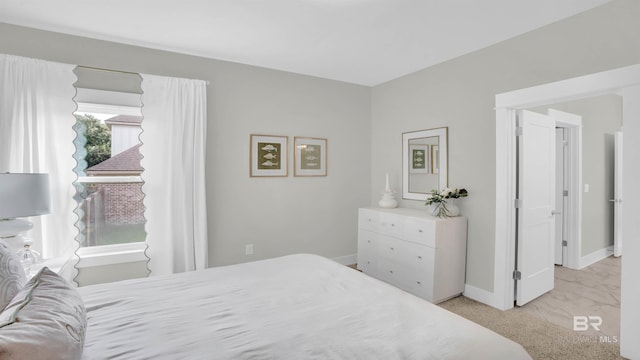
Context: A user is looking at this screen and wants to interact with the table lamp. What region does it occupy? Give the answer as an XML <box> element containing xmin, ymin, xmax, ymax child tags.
<box><xmin>0</xmin><ymin>173</ymin><xmax>51</xmax><ymax>252</ymax></box>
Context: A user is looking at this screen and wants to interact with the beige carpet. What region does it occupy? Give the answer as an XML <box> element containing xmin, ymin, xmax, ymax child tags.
<box><xmin>518</xmin><ymin>256</ymin><xmax>621</xmax><ymax>339</ymax></box>
<box><xmin>439</xmin><ymin>296</ymin><xmax>623</xmax><ymax>360</ymax></box>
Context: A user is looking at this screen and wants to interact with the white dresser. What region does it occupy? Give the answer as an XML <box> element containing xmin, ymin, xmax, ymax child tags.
<box><xmin>357</xmin><ymin>207</ymin><xmax>468</xmax><ymax>304</ymax></box>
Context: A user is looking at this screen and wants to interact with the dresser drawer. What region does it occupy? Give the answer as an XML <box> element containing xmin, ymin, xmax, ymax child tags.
<box><xmin>378</xmin><ymin>213</ymin><xmax>403</xmax><ymax>238</ymax></box>
<box><xmin>377</xmin><ymin>236</ymin><xmax>411</xmax><ymax>262</ymax></box>
<box><xmin>377</xmin><ymin>259</ymin><xmax>428</xmax><ymax>297</ymax></box>
<box><xmin>358</xmin><ymin>209</ymin><xmax>379</xmax><ymax>231</ymax></box>
<box><xmin>398</xmin><ymin>242</ymin><xmax>435</xmax><ymax>300</ymax></box>
<box><xmin>404</xmin><ymin>218</ymin><xmax>436</xmax><ymax>248</ymax></box>
<box><xmin>402</xmin><ymin>241</ymin><xmax>435</xmax><ymax>271</ymax></box>
<box><xmin>406</xmin><ymin>275</ymin><xmax>434</xmax><ymax>302</ymax></box>
<box><xmin>377</xmin><ymin>258</ymin><xmax>410</xmax><ymax>288</ymax></box>
<box><xmin>357</xmin><ymin>230</ymin><xmax>378</xmax><ymax>252</ymax></box>
<box><xmin>357</xmin><ymin>254</ymin><xmax>377</xmax><ymax>275</ymax></box>
<box><xmin>357</xmin><ymin>230</ymin><xmax>377</xmax><ymax>275</ymax></box>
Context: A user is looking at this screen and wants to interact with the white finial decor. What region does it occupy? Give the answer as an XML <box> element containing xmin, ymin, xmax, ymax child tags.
<box><xmin>378</xmin><ymin>172</ymin><xmax>398</xmax><ymax>208</ymax></box>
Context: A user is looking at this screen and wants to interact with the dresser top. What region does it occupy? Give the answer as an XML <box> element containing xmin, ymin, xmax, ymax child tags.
<box><xmin>360</xmin><ymin>207</ymin><xmax>467</xmax><ymax>222</ymax></box>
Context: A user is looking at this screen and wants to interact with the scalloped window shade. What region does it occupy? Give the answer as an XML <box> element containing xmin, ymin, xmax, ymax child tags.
<box><xmin>71</xmin><ymin>67</ymin><xmax>146</xmax><ymax>252</ymax></box>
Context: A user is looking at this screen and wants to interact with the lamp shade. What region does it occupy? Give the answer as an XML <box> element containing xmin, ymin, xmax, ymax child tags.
<box><xmin>0</xmin><ymin>173</ymin><xmax>51</xmax><ymax>219</ymax></box>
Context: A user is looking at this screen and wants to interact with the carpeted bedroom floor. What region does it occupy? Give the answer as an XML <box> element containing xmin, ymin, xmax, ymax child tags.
<box><xmin>517</xmin><ymin>256</ymin><xmax>621</xmax><ymax>339</ymax></box>
<box><xmin>350</xmin><ymin>256</ymin><xmax>624</xmax><ymax>359</ymax></box>
<box><xmin>439</xmin><ymin>295</ymin><xmax>622</xmax><ymax>360</ymax></box>
<box><xmin>439</xmin><ymin>256</ymin><xmax>623</xmax><ymax>360</ymax></box>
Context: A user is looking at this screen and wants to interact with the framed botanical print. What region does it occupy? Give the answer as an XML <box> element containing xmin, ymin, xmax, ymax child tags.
<box><xmin>409</xmin><ymin>144</ymin><xmax>430</xmax><ymax>174</ymax></box>
<box><xmin>294</xmin><ymin>137</ymin><xmax>327</xmax><ymax>177</ymax></box>
<box><xmin>250</xmin><ymin>134</ymin><xmax>288</xmax><ymax>177</ymax></box>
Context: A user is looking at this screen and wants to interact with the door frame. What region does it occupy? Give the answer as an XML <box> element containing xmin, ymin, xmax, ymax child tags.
<box><xmin>554</xmin><ymin>127</ymin><xmax>566</xmax><ymax>266</ymax></box>
<box><xmin>548</xmin><ymin>109</ymin><xmax>582</xmax><ymax>270</ymax></box>
<box><xmin>613</xmin><ymin>131</ymin><xmax>623</xmax><ymax>257</ymax></box>
<box><xmin>493</xmin><ymin>64</ymin><xmax>640</xmax><ymax>311</ymax></box>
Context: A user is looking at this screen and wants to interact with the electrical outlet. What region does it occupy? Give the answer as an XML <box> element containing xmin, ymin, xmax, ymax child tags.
<box><xmin>245</xmin><ymin>244</ymin><xmax>254</xmax><ymax>255</ymax></box>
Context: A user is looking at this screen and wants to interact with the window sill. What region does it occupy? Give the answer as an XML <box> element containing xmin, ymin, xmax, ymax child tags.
<box><xmin>28</xmin><ymin>257</ymin><xmax>68</xmax><ymax>279</ymax></box>
<box><xmin>76</xmin><ymin>242</ymin><xmax>147</xmax><ymax>268</ymax></box>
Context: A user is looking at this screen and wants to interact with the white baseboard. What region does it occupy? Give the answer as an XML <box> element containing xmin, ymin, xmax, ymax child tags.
<box><xmin>332</xmin><ymin>254</ymin><xmax>357</xmax><ymax>266</ymax></box>
<box><xmin>463</xmin><ymin>284</ymin><xmax>506</xmax><ymax>310</ymax></box>
<box><xmin>579</xmin><ymin>246</ymin><xmax>614</xmax><ymax>269</ymax></box>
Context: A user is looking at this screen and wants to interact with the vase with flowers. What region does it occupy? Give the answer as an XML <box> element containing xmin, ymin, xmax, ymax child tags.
<box><xmin>425</xmin><ymin>188</ymin><xmax>468</xmax><ymax>218</ymax></box>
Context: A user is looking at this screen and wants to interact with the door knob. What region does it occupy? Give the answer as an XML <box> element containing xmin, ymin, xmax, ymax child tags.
<box><xmin>551</xmin><ymin>210</ymin><xmax>561</xmax><ymax>216</ymax></box>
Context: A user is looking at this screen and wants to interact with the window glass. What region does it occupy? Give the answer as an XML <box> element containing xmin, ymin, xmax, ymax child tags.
<box><xmin>73</xmin><ymin>111</ymin><xmax>145</xmax><ymax>247</ymax></box>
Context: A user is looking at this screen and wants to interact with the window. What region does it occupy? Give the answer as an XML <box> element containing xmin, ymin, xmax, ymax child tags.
<box><xmin>73</xmin><ymin>88</ymin><xmax>145</xmax><ymax>251</ymax></box>
<box><xmin>73</xmin><ymin>111</ymin><xmax>145</xmax><ymax>248</ymax></box>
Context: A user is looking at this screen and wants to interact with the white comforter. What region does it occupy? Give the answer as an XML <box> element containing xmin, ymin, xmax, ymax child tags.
<box><xmin>79</xmin><ymin>254</ymin><xmax>531</xmax><ymax>360</ymax></box>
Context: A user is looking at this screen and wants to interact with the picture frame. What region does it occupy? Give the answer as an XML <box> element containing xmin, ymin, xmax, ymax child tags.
<box><xmin>250</xmin><ymin>134</ymin><xmax>288</xmax><ymax>177</ymax></box>
<box><xmin>294</xmin><ymin>137</ymin><xmax>327</xmax><ymax>177</ymax></box>
<box><xmin>431</xmin><ymin>145</ymin><xmax>440</xmax><ymax>174</ymax></box>
<box><xmin>409</xmin><ymin>144</ymin><xmax>430</xmax><ymax>174</ymax></box>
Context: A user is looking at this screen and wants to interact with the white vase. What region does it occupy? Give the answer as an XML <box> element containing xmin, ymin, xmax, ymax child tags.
<box><xmin>378</xmin><ymin>195</ymin><xmax>398</xmax><ymax>208</ymax></box>
<box><xmin>427</xmin><ymin>199</ymin><xmax>459</xmax><ymax>218</ymax></box>
<box><xmin>446</xmin><ymin>199</ymin><xmax>460</xmax><ymax>217</ymax></box>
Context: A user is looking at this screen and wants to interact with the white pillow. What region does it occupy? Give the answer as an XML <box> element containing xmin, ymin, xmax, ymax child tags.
<box><xmin>0</xmin><ymin>243</ymin><xmax>26</xmax><ymax>311</ymax></box>
<box><xmin>0</xmin><ymin>267</ymin><xmax>86</xmax><ymax>360</ymax></box>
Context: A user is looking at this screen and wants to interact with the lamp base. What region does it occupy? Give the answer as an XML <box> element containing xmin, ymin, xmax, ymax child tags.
<box><xmin>0</xmin><ymin>219</ymin><xmax>33</xmax><ymax>252</ymax></box>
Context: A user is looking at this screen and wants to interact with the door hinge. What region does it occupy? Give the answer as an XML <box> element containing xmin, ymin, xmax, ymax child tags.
<box><xmin>514</xmin><ymin>199</ymin><xmax>522</xmax><ymax>208</ymax></box>
<box><xmin>562</xmin><ymin>240</ymin><xmax>568</xmax><ymax>247</ymax></box>
<box><xmin>513</xmin><ymin>270</ymin><xmax>522</xmax><ymax>280</ymax></box>
<box><xmin>515</xmin><ymin>127</ymin><xmax>523</xmax><ymax>137</ymax></box>
<box><xmin>563</xmin><ymin>190</ymin><xmax>569</xmax><ymax>197</ymax></box>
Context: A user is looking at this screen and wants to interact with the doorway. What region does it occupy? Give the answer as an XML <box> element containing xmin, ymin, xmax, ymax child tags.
<box><xmin>547</xmin><ymin>108</ymin><xmax>582</xmax><ymax>271</ymax></box>
<box><xmin>513</xmin><ymin>108</ymin><xmax>582</xmax><ymax>306</ymax></box>
<box><xmin>493</xmin><ymin>64</ymin><xmax>640</xmax><ymax>359</ymax></box>
<box><xmin>513</xmin><ymin>98</ymin><xmax>623</xmax><ymax>304</ymax></box>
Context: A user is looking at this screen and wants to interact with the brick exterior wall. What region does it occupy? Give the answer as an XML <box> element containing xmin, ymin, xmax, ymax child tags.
<box><xmin>86</xmin><ymin>182</ymin><xmax>145</xmax><ymax>225</ymax></box>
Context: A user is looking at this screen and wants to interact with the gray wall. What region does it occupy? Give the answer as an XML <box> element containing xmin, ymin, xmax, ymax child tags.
<box><xmin>573</xmin><ymin>96</ymin><xmax>622</xmax><ymax>256</ymax></box>
<box><xmin>0</xmin><ymin>23</ymin><xmax>372</xmax><ymax>285</ymax></box>
<box><xmin>371</xmin><ymin>0</ymin><xmax>640</xmax><ymax>292</ymax></box>
<box><xmin>75</xmin><ymin>261</ymin><xmax>148</xmax><ymax>285</ymax></box>
<box><xmin>531</xmin><ymin>95</ymin><xmax>623</xmax><ymax>256</ymax></box>
<box><xmin>1</xmin><ymin>0</ymin><xmax>638</xmax><ymax>290</ymax></box>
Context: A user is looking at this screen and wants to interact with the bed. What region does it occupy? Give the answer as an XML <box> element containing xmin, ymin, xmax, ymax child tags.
<box><xmin>0</xmin><ymin>250</ymin><xmax>531</xmax><ymax>359</ymax></box>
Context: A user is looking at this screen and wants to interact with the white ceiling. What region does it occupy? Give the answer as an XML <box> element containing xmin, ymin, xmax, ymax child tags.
<box><xmin>0</xmin><ymin>0</ymin><xmax>612</xmax><ymax>86</ymax></box>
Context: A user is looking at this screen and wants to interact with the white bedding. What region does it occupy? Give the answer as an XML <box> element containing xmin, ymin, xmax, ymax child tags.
<box><xmin>78</xmin><ymin>254</ymin><xmax>531</xmax><ymax>360</ymax></box>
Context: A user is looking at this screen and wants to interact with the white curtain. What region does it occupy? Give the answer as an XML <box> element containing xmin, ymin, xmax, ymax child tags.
<box><xmin>140</xmin><ymin>74</ymin><xmax>208</xmax><ymax>276</ymax></box>
<box><xmin>0</xmin><ymin>54</ymin><xmax>78</xmax><ymax>259</ymax></box>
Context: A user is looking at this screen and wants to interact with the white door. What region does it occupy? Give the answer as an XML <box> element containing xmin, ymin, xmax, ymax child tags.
<box><xmin>613</xmin><ymin>131</ymin><xmax>623</xmax><ymax>257</ymax></box>
<box><xmin>516</xmin><ymin>110</ymin><xmax>556</xmax><ymax>306</ymax></box>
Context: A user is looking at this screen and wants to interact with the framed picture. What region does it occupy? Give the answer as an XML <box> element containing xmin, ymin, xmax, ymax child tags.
<box><xmin>431</xmin><ymin>145</ymin><xmax>440</xmax><ymax>174</ymax></box>
<box><xmin>250</xmin><ymin>134</ymin><xmax>288</xmax><ymax>177</ymax></box>
<box><xmin>409</xmin><ymin>144</ymin><xmax>430</xmax><ymax>174</ymax></box>
<box><xmin>294</xmin><ymin>137</ymin><xmax>327</xmax><ymax>177</ymax></box>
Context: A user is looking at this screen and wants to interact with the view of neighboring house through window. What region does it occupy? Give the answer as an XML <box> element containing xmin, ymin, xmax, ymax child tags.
<box><xmin>73</xmin><ymin>112</ymin><xmax>146</xmax><ymax>247</ymax></box>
